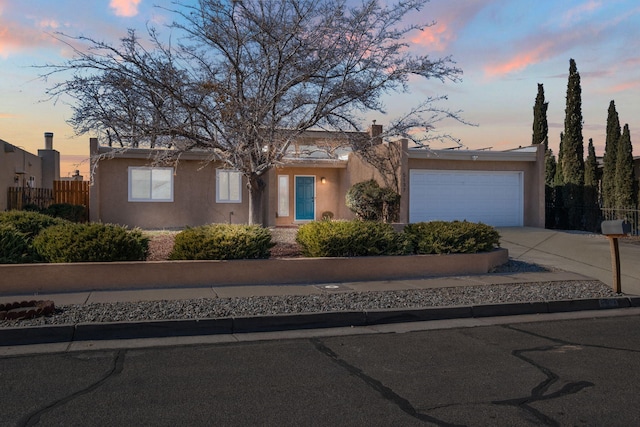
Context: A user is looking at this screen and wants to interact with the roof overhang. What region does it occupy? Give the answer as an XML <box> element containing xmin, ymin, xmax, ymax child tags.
<box><xmin>409</xmin><ymin>146</ymin><xmax>538</xmax><ymax>162</ymax></box>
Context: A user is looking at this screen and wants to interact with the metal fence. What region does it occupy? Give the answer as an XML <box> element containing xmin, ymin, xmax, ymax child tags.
<box><xmin>546</xmin><ymin>203</ymin><xmax>640</xmax><ymax>235</ymax></box>
<box><xmin>601</xmin><ymin>208</ymin><xmax>640</xmax><ymax>235</ymax></box>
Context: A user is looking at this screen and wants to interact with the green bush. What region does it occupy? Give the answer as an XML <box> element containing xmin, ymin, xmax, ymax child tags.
<box><xmin>43</xmin><ymin>203</ymin><xmax>88</xmax><ymax>222</ymax></box>
<box><xmin>0</xmin><ymin>210</ymin><xmax>68</xmax><ymax>241</ymax></box>
<box><xmin>296</xmin><ymin>220</ymin><xmax>408</xmax><ymax>257</ymax></box>
<box><xmin>0</xmin><ymin>224</ymin><xmax>33</xmax><ymax>264</ymax></box>
<box><xmin>32</xmin><ymin>223</ymin><xmax>149</xmax><ymax>262</ymax></box>
<box><xmin>345</xmin><ymin>180</ymin><xmax>400</xmax><ymax>223</ymax></box>
<box><xmin>169</xmin><ymin>224</ymin><xmax>274</xmax><ymax>260</ymax></box>
<box><xmin>402</xmin><ymin>221</ymin><xmax>500</xmax><ymax>254</ymax></box>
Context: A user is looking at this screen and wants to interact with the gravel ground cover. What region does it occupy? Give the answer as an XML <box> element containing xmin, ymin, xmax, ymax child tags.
<box><xmin>0</xmin><ymin>228</ymin><xmax>622</xmax><ymax>328</ymax></box>
<box><xmin>0</xmin><ymin>275</ymin><xmax>618</xmax><ymax>328</ymax></box>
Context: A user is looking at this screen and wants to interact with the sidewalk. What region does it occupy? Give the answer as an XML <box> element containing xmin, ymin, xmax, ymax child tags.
<box><xmin>0</xmin><ymin>270</ymin><xmax>594</xmax><ymax>306</ymax></box>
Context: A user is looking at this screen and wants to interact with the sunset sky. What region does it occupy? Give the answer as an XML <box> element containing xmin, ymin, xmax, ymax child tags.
<box><xmin>1</xmin><ymin>0</ymin><xmax>639</xmax><ymax>178</ymax></box>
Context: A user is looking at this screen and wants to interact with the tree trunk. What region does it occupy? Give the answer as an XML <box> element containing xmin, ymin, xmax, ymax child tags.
<box><xmin>247</xmin><ymin>174</ymin><xmax>266</xmax><ymax>226</ymax></box>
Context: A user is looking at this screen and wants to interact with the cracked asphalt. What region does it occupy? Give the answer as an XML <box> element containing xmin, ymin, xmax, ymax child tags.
<box><xmin>2</xmin><ymin>312</ymin><xmax>640</xmax><ymax>426</ymax></box>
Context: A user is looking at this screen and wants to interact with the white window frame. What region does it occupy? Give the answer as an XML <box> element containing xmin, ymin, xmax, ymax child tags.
<box><xmin>278</xmin><ymin>175</ymin><xmax>289</xmax><ymax>217</ymax></box>
<box><xmin>216</xmin><ymin>169</ymin><xmax>243</xmax><ymax>203</ymax></box>
<box><xmin>128</xmin><ymin>167</ymin><xmax>174</xmax><ymax>202</ymax></box>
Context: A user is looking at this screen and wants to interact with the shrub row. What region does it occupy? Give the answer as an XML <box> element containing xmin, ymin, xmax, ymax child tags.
<box><xmin>0</xmin><ymin>211</ymin><xmax>148</xmax><ymax>263</ymax></box>
<box><xmin>169</xmin><ymin>224</ymin><xmax>274</xmax><ymax>260</ymax></box>
<box><xmin>296</xmin><ymin>220</ymin><xmax>500</xmax><ymax>257</ymax></box>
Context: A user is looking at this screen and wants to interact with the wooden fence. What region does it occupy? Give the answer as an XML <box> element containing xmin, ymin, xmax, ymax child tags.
<box><xmin>6</xmin><ymin>181</ymin><xmax>90</xmax><ymax>220</ymax></box>
<box><xmin>53</xmin><ymin>181</ymin><xmax>90</xmax><ymax>207</ymax></box>
<box><xmin>6</xmin><ymin>187</ymin><xmax>53</xmax><ymax>211</ymax></box>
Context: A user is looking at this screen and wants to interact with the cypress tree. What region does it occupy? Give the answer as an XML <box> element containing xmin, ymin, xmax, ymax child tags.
<box><xmin>553</xmin><ymin>133</ymin><xmax>566</xmax><ymax>228</ymax></box>
<box><xmin>555</xmin><ymin>133</ymin><xmax>565</xmax><ymax>186</ymax></box>
<box><xmin>602</xmin><ymin>100</ymin><xmax>621</xmax><ymax>209</ymax></box>
<box><xmin>545</xmin><ymin>149</ymin><xmax>557</xmax><ymax>228</ymax></box>
<box><xmin>532</xmin><ymin>83</ymin><xmax>549</xmax><ymax>148</ymax></box>
<box><xmin>615</xmin><ymin>124</ymin><xmax>636</xmax><ymax>209</ymax></box>
<box><xmin>584</xmin><ymin>138</ymin><xmax>599</xmax><ymax>230</ymax></box>
<box><xmin>561</xmin><ymin>59</ymin><xmax>585</xmax><ymax>228</ymax></box>
<box><xmin>545</xmin><ymin>149</ymin><xmax>556</xmax><ymax>188</ymax></box>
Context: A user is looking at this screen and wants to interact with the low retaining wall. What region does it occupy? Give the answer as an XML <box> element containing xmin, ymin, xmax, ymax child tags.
<box><xmin>0</xmin><ymin>249</ymin><xmax>508</xmax><ymax>295</ymax></box>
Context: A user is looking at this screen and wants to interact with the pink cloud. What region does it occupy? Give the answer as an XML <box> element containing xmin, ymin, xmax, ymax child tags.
<box><xmin>110</xmin><ymin>0</ymin><xmax>141</xmax><ymax>17</ymax></box>
<box><xmin>562</xmin><ymin>1</ymin><xmax>602</xmax><ymax>26</ymax></box>
<box><xmin>484</xmin><ymin>42</ymin><xmax>554</xmax><ymax>77</ymax></box>
<box><xmin>411</xmin><ymin>22</ymin><xmax>453</xmax><ymax>52</ymax></box>
<box><xmin>409</xmin><ymin>0</ymin><xmax>491</xmax><ymax>52</ymax></box>
<box><xmin>0</xmin><ymin>19</ymin><xmax>53</xmax><ymax>58</ymax></box>
<box><xmin>609</xmin><ymin>79</ymin><xmax>640</xmax><ymax>92</ymax></box>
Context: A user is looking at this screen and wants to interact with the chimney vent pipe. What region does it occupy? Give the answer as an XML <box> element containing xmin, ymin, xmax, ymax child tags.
<box><xmin>44</xmin><ymin>132</ymin><xmax>54</xmax><ymax>150</ymax></box>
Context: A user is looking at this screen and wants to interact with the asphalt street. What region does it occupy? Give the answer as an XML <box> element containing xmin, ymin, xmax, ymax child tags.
<box><xmin>3</xmin><ymin>311</ymin><xmax>640</xmax><ymax>426</ymax></box>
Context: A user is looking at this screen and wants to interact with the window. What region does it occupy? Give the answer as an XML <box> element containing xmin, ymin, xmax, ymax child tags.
<box><xmin>128</xmin><ymin>167</ymin><xmax>174</xmax><ymax>202</ymax></box>
<box><xmin>217</xmin><ymin>169</ymin><xmax>242</xmax><ymax>203</ymax></box>
<box><xmin>278</xmin><ymin>175</ymin><xmax>289</xmax><ymax>217</ymax></box>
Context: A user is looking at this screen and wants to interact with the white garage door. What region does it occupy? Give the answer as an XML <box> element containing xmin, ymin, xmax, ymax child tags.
<box><xmin>409</xmin><ymin>170</ymin><xmax>524</xmax><ymax>226</ymax></box>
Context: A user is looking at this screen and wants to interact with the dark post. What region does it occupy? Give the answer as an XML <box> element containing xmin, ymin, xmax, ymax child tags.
<box><xmin>601</xmin><ymin>220</ymin><xmax>631</xmax><ymax>293</ymax></box>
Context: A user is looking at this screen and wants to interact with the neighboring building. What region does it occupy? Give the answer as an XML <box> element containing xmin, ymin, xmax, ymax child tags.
<box><xmin>89</xmin><ymin>127</ymin><xmax>545</xmax><ymax>229</ymax></box>
<box><xmin>0</xmin><ymin>133</ymin><xmax>60</xmax><ymax>212</ymax></box>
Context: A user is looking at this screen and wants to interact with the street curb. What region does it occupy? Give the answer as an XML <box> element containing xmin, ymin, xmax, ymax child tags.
<box><xmin>0</xmin><ymin>297</ymin><xmax>635</xmax><ymax>346</ymax></box>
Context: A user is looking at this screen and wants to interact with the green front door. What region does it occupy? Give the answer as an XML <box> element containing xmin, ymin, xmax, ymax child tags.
<box><xmin>295</xmin><ymin>176</ymin><xmax>315</xmax><ymax>221</ymax></box>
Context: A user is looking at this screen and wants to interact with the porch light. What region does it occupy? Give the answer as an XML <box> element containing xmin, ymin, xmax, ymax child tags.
<box><xmin>320</xmin><ymin>177</ymin><xmax>326</xmax><ymax>184</ymax></box>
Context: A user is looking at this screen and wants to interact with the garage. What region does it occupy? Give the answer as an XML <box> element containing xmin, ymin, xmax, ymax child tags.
<box><xmin>409</xmin><ymin>170</ymin><xmax>524</xmax><ymax>226</ymax></box>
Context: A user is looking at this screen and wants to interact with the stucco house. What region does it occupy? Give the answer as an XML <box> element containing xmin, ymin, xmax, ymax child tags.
<box><xmin>89</xmin><ymin>126</ymin><xmax>545</xmax><ymax>229</ymax></box>
<box><xmin>1</xmin><ymin>133</ymin><xmax>60</xmax><ymax>212</ymax></box>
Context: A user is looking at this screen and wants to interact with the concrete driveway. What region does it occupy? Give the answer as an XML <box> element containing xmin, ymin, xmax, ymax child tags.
<box><xmin>498</xmin><ymin>227</ymin><xmax>640</xmax><ymax>296</ymax></box>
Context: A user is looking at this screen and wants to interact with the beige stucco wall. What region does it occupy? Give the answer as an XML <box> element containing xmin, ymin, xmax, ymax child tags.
<box><xmin>404</xmin><ymin>145</ymin><xmax>545</xmax><ymax>227</ymax></box>
<box><xmin>269</xmin><ymin>165</ymin><xmax>349</xmax><ymax>226</ymax></box>
<box><xmin>0</xmin><ymin>249</ymin><xmax>508</xmax><ymax>294</ymax></box>
<box><xmin>1</xmin><ymin>141</ymin><xmax>44</xmax><ymax>212</ymax></box>
<box><xmin>89</xmin><ymin>137</ymin><xmax>544</xmax><ymax>229</ymax></box>
<box><xmin>90</xmin><ymin>148</ymin><xmax>250</xmax><ymax>229</ymax></box>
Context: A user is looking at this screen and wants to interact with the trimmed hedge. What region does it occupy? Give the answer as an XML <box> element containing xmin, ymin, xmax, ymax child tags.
<box><xmin>32</xmin><ymin>223</ymin><xmax>149</xmax><ymax>262</ymax></box>
<box><xmin>296</xmin><ymin>220</ymin><xmax>408</xmax><ymax>257</ymax></box>
<box><xmin>169</xmin><ymin>224</ymin><xmax>274</xmax><ymax>260</ymax></box>
<box><xmin>403</xmin><ymin>221</ymin><xmax>500</xmax><ymax>254</ymax></box>
<box><xmin>296</xmin><ymin>220</ymin><xmax>500</xmax><ymax>257</ymax></box>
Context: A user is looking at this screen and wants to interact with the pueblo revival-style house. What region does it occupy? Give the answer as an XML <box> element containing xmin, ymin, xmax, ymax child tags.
<box><xmin>89</xmin><ymin>125</ymin><xmax>545</xmax><ymax>229</ymax></box>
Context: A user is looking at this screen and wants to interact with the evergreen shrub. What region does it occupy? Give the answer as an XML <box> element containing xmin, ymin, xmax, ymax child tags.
<box><xmin>345</xmin><ymin>180</ymin><xmax>400</xmax><ymax>223</ymax></box>
<box><xmin>32</xmin><ymin>223</ymin><xmax>149</xmax><ymax>262</ymax></box>
<box><xmin>169</xmin><ymin>224</ymin><xmax>274</xmax><ymax>260</ymax></box>
<box><xmin>402</xmin><ymin>221</ymin><xmax>500</xmax><ymax>254</ymax></box>
<box><xmin>296</xmin><ymin>220</ymin><xmax>408</xmax><ymax>257</ymax></box>
<box><xmin>0</xmin><ymin>210</ymin><xmax>68</xmax><ymax>241</ymax></box>
<box><xmin>43</xmin><ymin>203</ymin><xmax>88</xmax><ymax>222</ymax></box>
<box><xmin>0</xmin><ymin>224</ymin><xmax>32</xmax><ymax>264</ymax></box>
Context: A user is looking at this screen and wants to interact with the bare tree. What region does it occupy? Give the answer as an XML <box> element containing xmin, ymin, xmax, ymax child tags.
<box><xmin>44</xmin><ymin>0</ymin><xmax>465</xmax><ymax>225</ymax></box>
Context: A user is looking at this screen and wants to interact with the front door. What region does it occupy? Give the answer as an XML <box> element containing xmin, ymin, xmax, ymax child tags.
<box><xmin>295</xmin><ymin>176</ymin><xmax>315</xmax><ymax>221</ymax></box>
